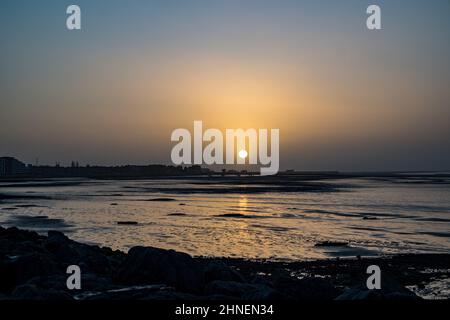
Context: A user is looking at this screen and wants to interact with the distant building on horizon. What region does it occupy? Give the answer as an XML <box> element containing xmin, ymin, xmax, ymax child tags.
<box><xmin>0</xmin><ymin>157</ymin><xmax>28</xmax><ymax>176</ymax></box>
<box><xmin>0</xmin><ymin>156</ymin><xmax>215</xmax><ymax>178</ymax></box>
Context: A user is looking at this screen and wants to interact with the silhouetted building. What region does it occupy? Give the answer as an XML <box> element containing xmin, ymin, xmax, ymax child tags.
<box><xmin>0</xmin><ymin>157</ymin><xmax>27</xmax><ymax>176</ymax></box>
<box><xmin>0</xmin><ymin>157</ymin><xmax>214</xmax><ymax>178</ymax></box>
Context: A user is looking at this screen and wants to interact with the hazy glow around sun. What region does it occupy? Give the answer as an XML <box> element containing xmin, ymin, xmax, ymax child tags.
<box><xmin>239</xmin><ymin>149</ymin><xmax>248</xmax><ymax>159</ymax></box>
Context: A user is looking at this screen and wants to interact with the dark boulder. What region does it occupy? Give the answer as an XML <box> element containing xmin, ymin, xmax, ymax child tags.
<box><xmin>12</xmin><ymin>284</ymin><xmax>73</xmax><ymax>300</ymax></box>
<box><xmin>0</xmin><ymin>227</ymin><xmax>43</xmax><ymax>244</ymax></box>
<box><xmin>203</xmin><ymin>261</ymin><xmax>245</xmax><ymax>284</ymax></box>
<box><xmin>278</xmin><ymin>276</ymin><xmax>340</xmax><ymax>300</ymax></box>
<box><xmin>117</xmin><ymin>221</ymin><xmax>138</xmax><ymax>225</ymax></box>
<box><xmin>335</xmin><ymin>276</ymin><xmax>420</xmax><ymax>300</ymax></box>
<box><xmin>115</xmin><ymin>246</ymin><xmax>205</xmax><ymax>293</ymax></box>
<box><xmin>205</xmin><ymin>280</ymin><xmax>286</xmax><ymax>300</ymax></box>
<box><xmin>0</xmin><ymin>253</ymin><xmax>61</xmax><ymax>293</ymax></box>
<box><xmin>270</xmin><ymin>270</ymin><xmax>341</xmax><ymax>299</ymax></box>
<box><xmin>44</xmin><ymin>231</ymin><xmax>120</xmax><ymax>275</ymax></box>
<box><xmin>25</xmin><ymin>273</ymin><xmax>114</xmax><ymax>293</ymax></box>
<box><xmin>82</xmin><ymin>285</ymin><xmax>199</xmax><ymax>300</ymax></box>
<box><xmin>315</xmin><ymin>241</ymin><xmax>348</xmax><ymax>247</ymax></box>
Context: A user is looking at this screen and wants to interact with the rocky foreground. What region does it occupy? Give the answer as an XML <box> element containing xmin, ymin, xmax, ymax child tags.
<box><xmin>0</xmin><ymin>226</ymin><xmax>449</xmax><ymax>300</ymax></box>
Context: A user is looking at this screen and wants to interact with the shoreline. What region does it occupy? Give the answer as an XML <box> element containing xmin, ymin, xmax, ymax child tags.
<box><xmin>1</xmin><ymin>226</ymin><xmax>449</xmax><ymax>300</ymax></box>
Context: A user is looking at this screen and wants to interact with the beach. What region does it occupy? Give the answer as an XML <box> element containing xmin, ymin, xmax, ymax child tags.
<box><xmin>1</xmin><ymin>174</ymin><xmax>449</xmax><ymax>300</ymax></box>
<box><xmin>0</xmin><ymin>174</ymin><xmax>449</xmax><ymax>260</ymax></box>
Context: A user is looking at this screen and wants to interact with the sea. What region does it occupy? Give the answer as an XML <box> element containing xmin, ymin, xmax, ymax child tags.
<box><xmin>1</xmin><ymin>174</ymin><xmax>449</xmax><ymax>260</ymax></box>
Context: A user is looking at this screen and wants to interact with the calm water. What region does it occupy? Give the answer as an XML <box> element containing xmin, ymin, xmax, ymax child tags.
<box><xmin>1</xmin><ymin>177</ymin><xmax>450</xmax><ymax>260</ymax></box>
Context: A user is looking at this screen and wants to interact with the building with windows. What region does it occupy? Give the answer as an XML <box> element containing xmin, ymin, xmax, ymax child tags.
<box><xmin>0</xmin><ymin>157</ymin><xmax>27</xmax><ymax>176</ymax></box>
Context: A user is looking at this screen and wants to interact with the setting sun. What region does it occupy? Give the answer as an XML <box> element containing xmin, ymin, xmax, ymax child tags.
<box><xmin>238</xmin><ymin>149</ymin><xmax>248</xmax><ymax>159</ymax></box>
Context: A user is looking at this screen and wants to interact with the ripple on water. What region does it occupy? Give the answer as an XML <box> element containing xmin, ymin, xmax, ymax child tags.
<box><xmin>215</xmin><ymin>213</ymin><xmax>271</xmax><ymax>219</ymax></box>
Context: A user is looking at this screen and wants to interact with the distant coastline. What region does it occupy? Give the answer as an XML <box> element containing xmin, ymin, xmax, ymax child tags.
<box><xmin>2</xmin><ymin>156</ymin><xmax>450</xmax><ymax>181</ymax></box>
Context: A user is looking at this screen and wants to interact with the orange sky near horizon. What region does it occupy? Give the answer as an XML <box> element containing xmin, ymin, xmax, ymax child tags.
<box><xmin>1</xmin><ymin>1</ymin><xmax>449</xmax><ymax>170</ymax></box>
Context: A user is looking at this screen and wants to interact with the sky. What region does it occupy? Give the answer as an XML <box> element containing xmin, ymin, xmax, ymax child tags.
<box><xmin>1</xmin><ymin>0</ymin><xmax>449</xmax><ymax>171</ymax></box>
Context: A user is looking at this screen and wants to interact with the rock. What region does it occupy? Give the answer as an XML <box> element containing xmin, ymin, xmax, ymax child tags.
<box><xmin>82</xmin><ymin>285</ymin><xmax>199</xmax><ymax>300</ymax></box>
<box><xmin>0</xmin><ymin>225</ymin><xmax>447</xmax><ymax>301</ymax></box>
<box><xmin>205</xmin><ymin>280</ymin><xmax>285</xmax><ymax>300</ymax></box>
<box><xmin>266</xmin><ymin>269</ymin><xmax>341</xmax><ymax>300</ymax></box>
<box><xmin>0</xmin><ymin>227</ymin><xmax>42</xmax><ymax>244</ymax></box>
<box><xmin>12</xmin><ymin>284</ymin><xmax>73</xmax><ymax>300</ymax></box>
<box><xmin>44</xmin><ymin>230</ymin><xmax>121</xmax><ymax>275</ymax></box>
<box><xmin>315</xmin><ymin>241</ymin><xmax>348</xmax><ymax>247</ymax></box>
<box><xmin>274</xmin><ymin>276</ymin><xmax>340</xmax><ymax>300</ymax></box>
<box><xmin>203</xmin><ymin>261</ymin><xmax>245</xmax><ymax>283</ymax></box>
<box><xmin>117</xmin><ymin>221</ymin><xmax>138</xmax><ymax>225</ymax></box>
<box><xmin>0</xmin><ymin>228</ymin><xmax>46</xmax><ymax>262</ymax></box>
<box><xmin>115</xmin><ymin>246</ymin><xmax>205</xmax><ymax>293</ymax></box>
<box><xmin>336</xmin><ymin>278</ymin><xmax>420</xmax><ymax>300</ymax></box>
<box><xmin>26</xmin><ymin>273</ymin><xmax>114</xmax><ymax>293</ymax></box>
<box><xmin>0</xmin><ymin>239</ymin><xmax>15</xmax><ymax>255</ymax></box>
<box><xmin>146</xmin><ymin>198</ymin><xmax>176</xmax><ymax>202</ymax></box>
<box><xmin>0</xmin><ymin>253</ymin><xmax>61</xmax><ymax>292</ymax></box>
